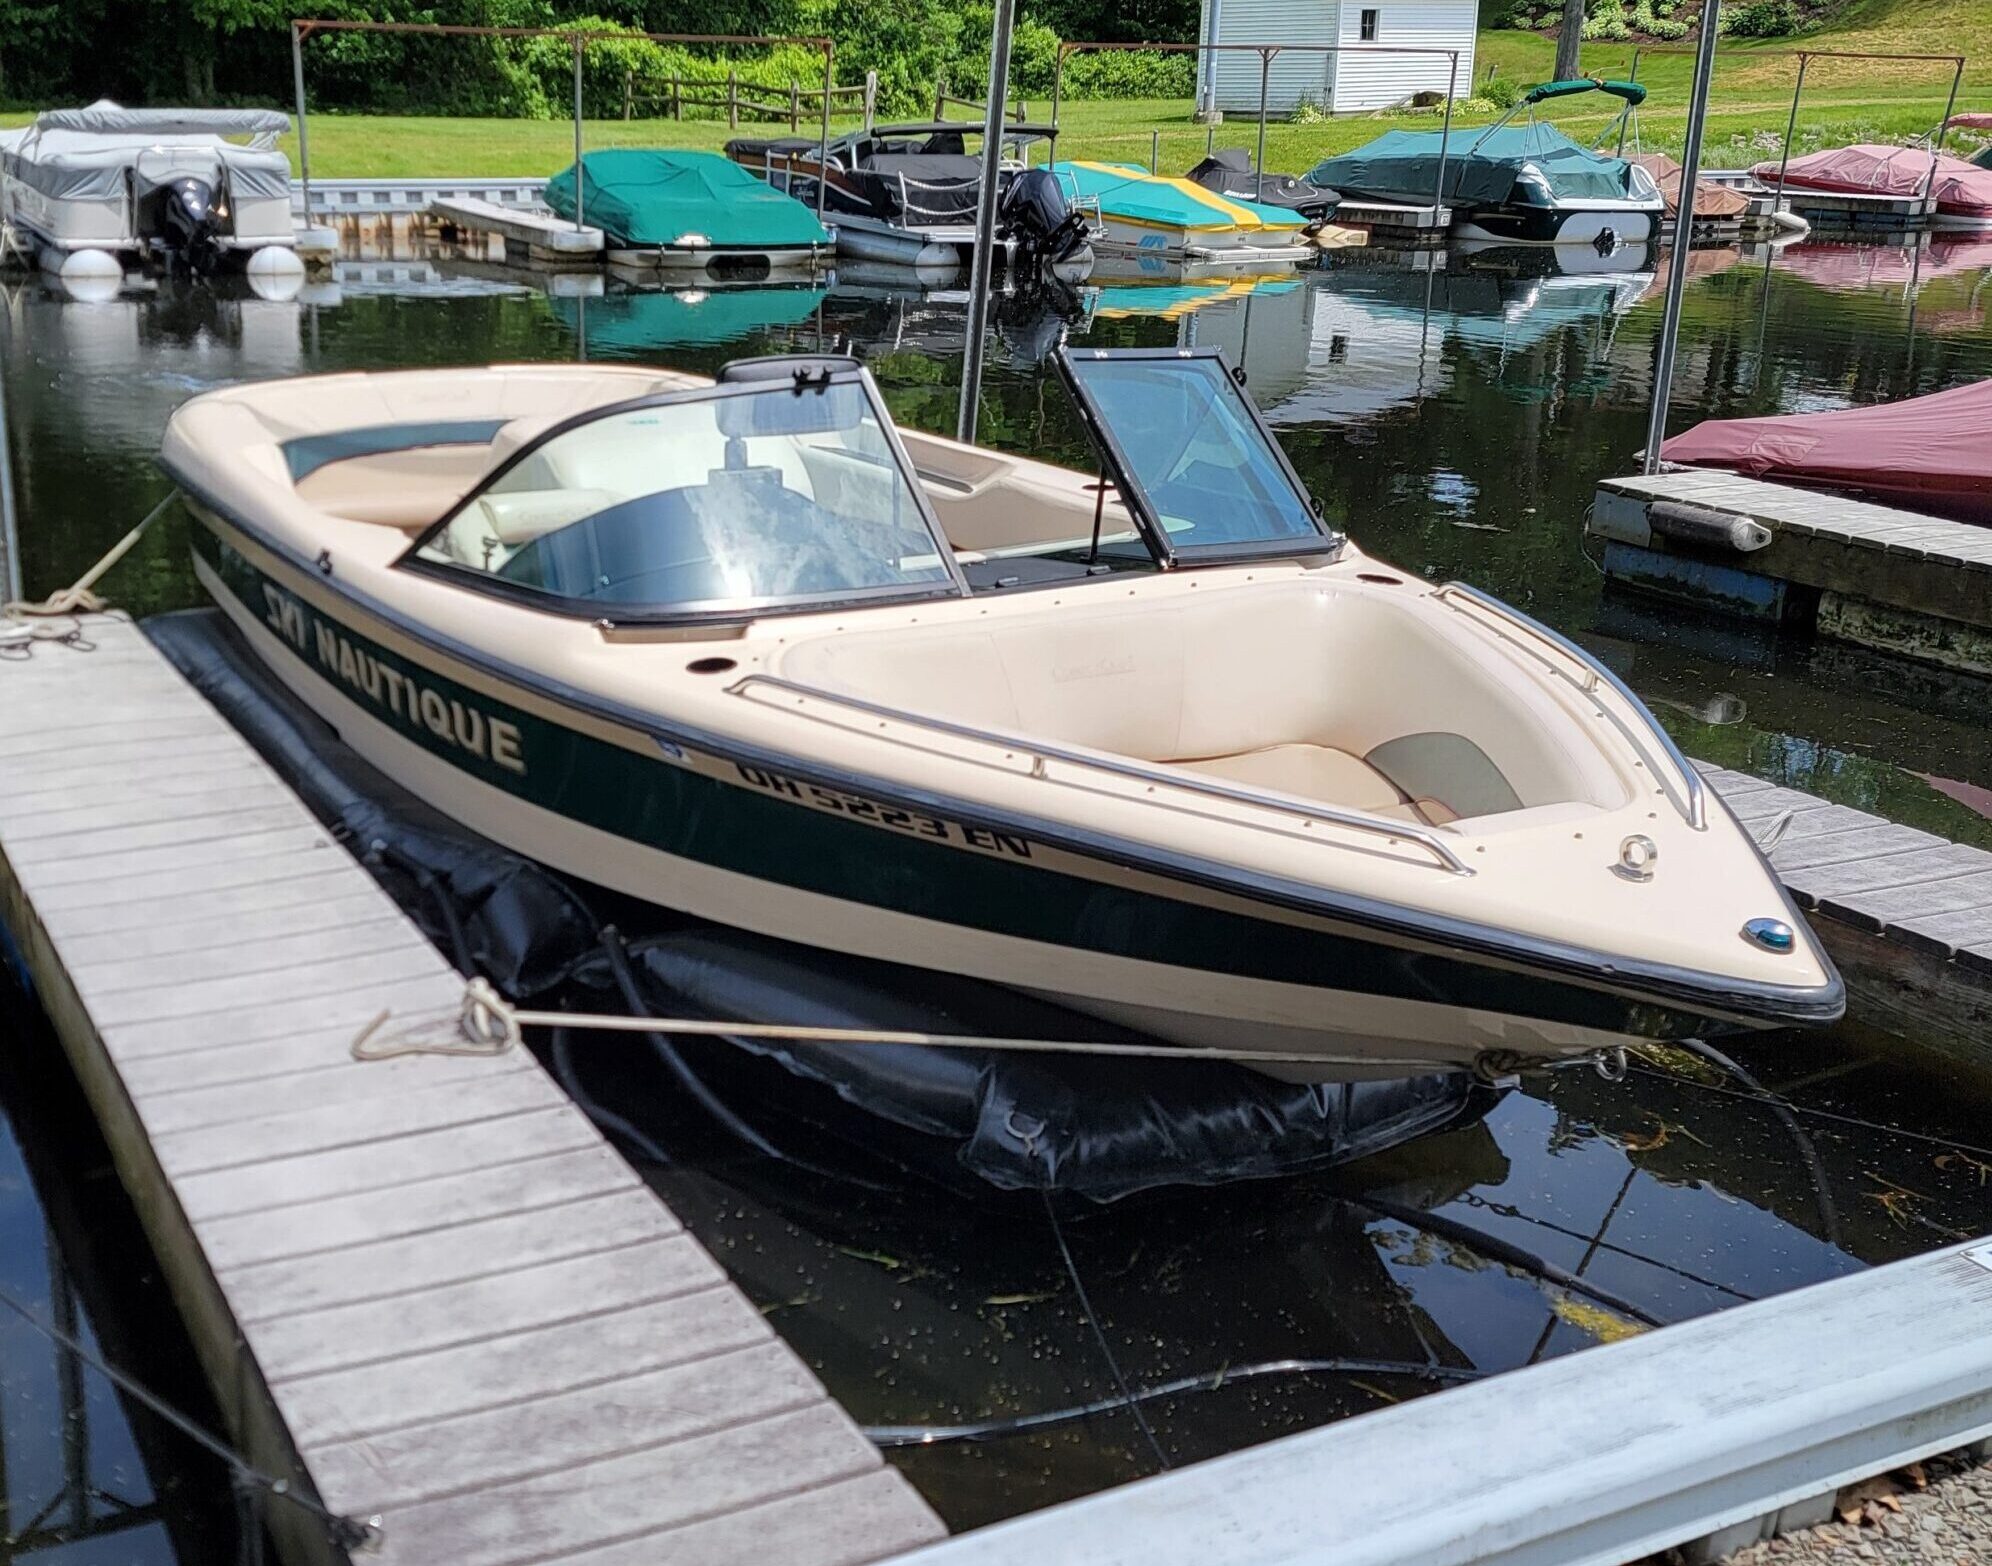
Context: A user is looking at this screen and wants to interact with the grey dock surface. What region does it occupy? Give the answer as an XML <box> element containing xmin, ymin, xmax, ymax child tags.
<box><xmin>0</xmin><ymin>615</ymin><xmax>943</xmax><ymax>1566</ymax></box>
<box><xmin>1592</xmin><ymin>468</ymin><xmax>1992</xmax><ymax>675</ymax></box>
<box><xmin>428</xmin><ymin>195</ymin><xmax>606</xmax><ymax>265</ymax></box>
<box><xmin>1696</xmin><ymin>758</ymin><xmax>1992</xmax><ymax>1066</ymax></box>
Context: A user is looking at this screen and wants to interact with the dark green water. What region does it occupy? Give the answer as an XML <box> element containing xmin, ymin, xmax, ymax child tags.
<box><xmin>6</xmin><ymin>231</ymin><xmax>1992</xmax><ymax>1536</ymax></box>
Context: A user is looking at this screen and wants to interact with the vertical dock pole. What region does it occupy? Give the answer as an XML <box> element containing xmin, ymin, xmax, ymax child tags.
<box><xmin>1772</xmin><ymin>52</ymin><xmax>1808</xmax><ymax>211</ymax></box>
<box><xmin>957</xmin><ymin>0</ymin><xmax>1016</xmax><ymax>444</ymax></box>
<box><xmin>0</xmin><ymin>322</ymin><xmax>18</xmax><ymax>606</ymax></box>
<box><xmin>819</xmin><ymin>44</ymin><xmax>834</xmax><ymax>220</ymax></box>
<box><xmin>572</xmin><ymin>36</ymin><xmax>586</xmax><ymax>231</ymax></box>
<box><xmin>1255</xmin><ymin>49</ymin><xmax>1273</xmax><ymax>201</ymax></box>
<box><xmin>1433</xmin><ymin>50</ymin><xmax>1457</xmax><ymax>223</ymax></box>
<box><xmin>291</xmin><ymin>23</ymin><xmax>313</xmax><ymax>228</ymax></box>
<box><xmin>1926</xmin><ymin>58</ymin><xmax>1963</xmax><ymax>199</ymax></box>
<box><xmin>1643</xmin><ymin>0</ymin><xmax>1720</xmax><ymax>475</ymax></box>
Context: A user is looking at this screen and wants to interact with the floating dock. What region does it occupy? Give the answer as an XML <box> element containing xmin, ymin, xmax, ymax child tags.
<box><xmin>1590</xmin><ymin>469</ymin><xmax>1992</xmax><ymax>675</ymax></box>
<box><xmin>428</xmin><ymin>195</ymin><xmax>606</xmax><ymax>267</ymax></box>
<box><xmin>1331</xmin><ymin>198</ymin><xmax>1451</xmax><ymax>246</ymax></box>
<box><xmin>0</xmin><ymin>614</ymin><xmax>944</xmax><ymax>1566</ymax></box>
<box><xmin>1701</xmin><ymin>171</ymin><xmax>1939</xmax><ymax>233</ymax></box>
<box><xmin>1695</xmin><ymin>760</ymin><xmax>1992</xmax><ymax>1069</ymax></box>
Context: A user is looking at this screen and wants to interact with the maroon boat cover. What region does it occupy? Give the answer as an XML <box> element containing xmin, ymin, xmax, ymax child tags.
<box><xmin>1749</xmin><ymin>144</ymin><xmax>1992</xmax><ymax>219</ymax></box>
<box><xmin>1660</xmin><ymin>379</ymin><xmax>1992</xmax><ymax>524</ymax></box>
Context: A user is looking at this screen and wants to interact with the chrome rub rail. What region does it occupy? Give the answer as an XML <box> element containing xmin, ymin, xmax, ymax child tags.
<box><xmin>728</xmin><ymin>672</ymin><xmax>1476</xmax><ymax>876</ymax></box>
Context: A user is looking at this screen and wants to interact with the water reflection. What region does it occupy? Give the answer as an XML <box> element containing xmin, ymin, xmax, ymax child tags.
<box><xmin>0</xmin><ymin>969</ymin><xmax>239</xmax><ymax>1563</ymax></box>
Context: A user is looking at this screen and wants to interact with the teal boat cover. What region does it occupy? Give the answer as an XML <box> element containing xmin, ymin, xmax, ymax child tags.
<box><xmin>1306</xmin><ymin>126</ymin><xmax>1640</xmax><ymax>208</ymax></box>
<box><xmin>544</xmin><ymin>149</ymin><xmax>829</xmax><ymax>250</ymax></box>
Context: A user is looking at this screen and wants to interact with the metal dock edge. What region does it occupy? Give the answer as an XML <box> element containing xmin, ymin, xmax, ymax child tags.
<box><xmin>0</xmin><ymin>615</ymin><xmax>944</xmax><ymax>1566</ymax></box>
<box><xmin>889</xmin><ymin>1238</ymin><xmax>1992</xmax><ymax>1566</ymax></box>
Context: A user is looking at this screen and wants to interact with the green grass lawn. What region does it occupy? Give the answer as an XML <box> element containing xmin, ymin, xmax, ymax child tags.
<box><xmin>68</xmin><ymin>0</ymin><xmax>1990</xmax><ymax>184</ymax></box>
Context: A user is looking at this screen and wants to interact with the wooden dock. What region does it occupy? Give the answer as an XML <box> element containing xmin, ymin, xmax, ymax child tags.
<box><xmin>1333</xmin><ymin>198</ymin><xmax>1451</xmax><ymax>247</ymax></box>
<box><xmin>429</xmin><ymin>195</ymin><xmax>606</xmax><ymax>267</ymax></box>
<box><xmin>0</xmin><ymin>615</ymin><xmax>944</xmax><ymax>1566</ymax></box>
<box><xmin>1697</xmin><ymin>760</ymin><xmax>1992</xmax><ymax>1067</ymax></box>
<box><xmin>1591</xmin><ymin>469</ymin><xmax>1992</xmax><ymax>675</ymax></box>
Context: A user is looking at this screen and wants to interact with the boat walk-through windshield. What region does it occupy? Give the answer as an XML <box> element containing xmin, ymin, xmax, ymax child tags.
<box><xmin>1056</xmin><ymin>347</ymin><xmax>1341</xmax><ymax>567</ymax></box>
<box><xmin>404</xmin><ymin>360</ymin><xmax>970</xmax><ymax>622</ymax></box>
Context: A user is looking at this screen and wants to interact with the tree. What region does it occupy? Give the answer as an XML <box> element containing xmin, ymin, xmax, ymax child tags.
<box><xmin>1554</xmin><ymin>0</ymin><xmax>1583</xmax><ymax>80</ymax></box>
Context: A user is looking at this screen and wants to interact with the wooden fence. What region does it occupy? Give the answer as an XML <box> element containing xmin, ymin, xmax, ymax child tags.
<box><xmin>623</xmin><ymin>68</ymin><xmax>877</xmax><ymax>129</ymax></box>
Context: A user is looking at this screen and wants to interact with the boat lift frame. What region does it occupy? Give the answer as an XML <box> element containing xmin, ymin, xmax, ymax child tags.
<box><xmin>288</xmin><ymin>18</ymin><xmax>840</xmax><ymax>230</ymax></box>
<box><xmin>1607</xmin><ymin>43</ymin><xmax>1964</xmax><ymax>204</ymax></box>
<box><xmin>1048</xmin><ymin>41</ymin><xmax>1463</xmax><ymax>211</ymax></box>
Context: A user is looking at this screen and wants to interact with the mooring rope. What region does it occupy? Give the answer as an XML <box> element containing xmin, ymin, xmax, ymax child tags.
<box><xmin>2</xmin><ymin>493</ymin><xmax>176</xmax><ymax>624</ymax></box>
<box><xmin>352</xmin><ymin>975</ymin><xmax>1535</xmax><ymax>1079</ymax></box>
<box><xmin>0</xmin><ymin>1285</ymin><xmax>383</xmax><ymax>1553</ymax></box>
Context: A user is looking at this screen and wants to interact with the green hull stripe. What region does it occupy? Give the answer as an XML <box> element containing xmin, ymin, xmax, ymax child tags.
<box><xmin>196</xmin><ymin>524</ymin><xmax>1706</xmax><ymax>1038</ymax></box>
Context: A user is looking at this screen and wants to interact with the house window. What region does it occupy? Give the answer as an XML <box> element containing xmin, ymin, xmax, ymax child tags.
<box><xmin>1359</xmin><ymin>7</ymin><xmax>1379</xmax><ymax>39</ymax></box>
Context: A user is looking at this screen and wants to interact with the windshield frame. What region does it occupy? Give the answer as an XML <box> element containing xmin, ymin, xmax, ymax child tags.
<box><xmin>397</xmin><ymin>365</ymin><xmax>973</xmax><ymax>625</ymax></box>
<box><xmin>1054</xmin><ymin>346</ymin><xmax>1343</xmax><ymax>569</ymax></box>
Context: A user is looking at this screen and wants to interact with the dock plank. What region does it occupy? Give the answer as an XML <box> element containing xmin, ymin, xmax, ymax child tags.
<box><xmin>0</xmin><ymin>617</ymin><xmax>942</xmax><ymax>1566</ymax></box>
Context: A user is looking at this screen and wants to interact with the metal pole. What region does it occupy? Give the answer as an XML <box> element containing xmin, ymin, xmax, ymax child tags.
<box><xmin>1051</xmin><ymin>47</ymin><xmax>1064</xmax><ymax>130</ymax></box>
<box><xmin>1643</xmin><ymin>0</ymin><xmax>1721</xmax><ymax>476</ymax></box>
<box><xmin>0</xmin><ymin>317</ymin><xmax>18</xmax><ymax>607</ymax></box>
<box><xmin>1773</xmin><ymin>53</ymin><xmax>1808</xmax><ymax>211</ymax></box>
<box><xmin>572</xmin><ymin>36</ymin><xmax>585</xmax><ymax>232</ymax></box>
<box><xmin>1433</xmin><ymin>50</ymin><xmax>1456</xmax><ymax>224</ymax></box>
<box><xmin>1256</xmin><ymin>49</ymin><xmax>1272</xmax><ymax>201</ymax></box>
<box><xmin>1151</xmin><ymin>128</ymin><xmax>1160</xmax><ymax>173</ymax></box>
<box><xmin>1618</xmin><ymin>47</ymin><xmax>1641</xmax><ymax>155</ymax></box>
<box><xmin>819</xmin><ymin>43</ymin><xmax>833</xmax><ymax>219</ymax></box>
<box><xmin>957</xmin><ymin>0</ymin><xmax>1016</xmax><ymax>444</ymax></box>
<box><xmin>291</xmin><ymin>23</ymin><xmax>313</xmax><ymax>228</ymax></box>
<box><xmin>1926</xmin><ymin>58</ymin><xmax>1962</xmax><ymax>200</ymax></box>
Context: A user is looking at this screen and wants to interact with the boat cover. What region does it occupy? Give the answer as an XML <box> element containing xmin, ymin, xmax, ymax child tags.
<box><xmin>1750</xmin><ymin>145</ymin><xmax>1992</xmax><ymax>219</ymax></box>
<box><xmin>1187</xmin><ymin>148</ymin><xmax>1336</xmax><ymax>218</ymax></box>
<box><xmin>1050</xmin><ymin>161</ymin><xmax>1304</xmax><ymax>233</ymax></box>
<box><xmin>1660</xmin><ymin>377</ymin><xmax>1992</xmax><ymax>524</ymax></box>
<box><xmin>1307</xmin><ymin>126</ymin><xmax>1643</xmax><ymax>208</ymax></box>
<box><xmin>1</xmin><ymin>99</ymin><xmax>290</xmax><ymax>202</ymax></box>
<box><xmin>551</xmin><ymin>284</ymin><xmax>826</xmax><ymax>354</ymax></box>
<box><xmin>545</xmin><ymin>148</ymin><xmax>828</xmax><ymax>250</ymax></box>
<box><xmin>1630</xmin><ymin>153</ymin><xmax>1750</xmax><ymax>219</ymax></box>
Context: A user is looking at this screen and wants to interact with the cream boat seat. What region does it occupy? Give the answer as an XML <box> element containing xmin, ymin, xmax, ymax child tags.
<box><xmin>776</xmin><ymin>583</ymin><xmax>1626</xmax><ymax>829</ymax></box>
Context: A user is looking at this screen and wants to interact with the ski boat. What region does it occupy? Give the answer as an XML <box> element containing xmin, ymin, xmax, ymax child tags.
<box><xmin>1047</xmin><ymin>161</ymin><xmax>1312</xmax><ymax>263</ymax></box>
<box><xmin>1306</xmin><ymin>79</ymin><xmax>1664</xmax><ymax>246</ymax></box>
<box><xmin>543</xmin><ymin>149</ymin><xmax>828</xmax><ymax>274</ymax></box>
<box><xmin>725</xmin><ymin>120</ymin><xmax>1088</xmax><ymax>270</ymax></box>
<box><xmin>159</xmin><ymin>349</ymin><xmax>1842</xmax><ymax>1080</ymax></box>
<box><xmin>0</xmin><ymin>101</ymin><xmax>300</xmax><ymax>288</ymax></box>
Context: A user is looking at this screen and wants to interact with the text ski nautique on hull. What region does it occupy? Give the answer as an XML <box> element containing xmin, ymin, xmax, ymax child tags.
<box><xmin>158</xmin><ymin>350</ymin><xmax>1842</xmax><ymax>1080</ymax></box>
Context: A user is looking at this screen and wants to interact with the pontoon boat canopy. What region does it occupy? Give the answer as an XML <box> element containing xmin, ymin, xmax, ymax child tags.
<box><xmin>33</xmin><ymin>104</ymin><xmax>289</xmax><ymax>138</ymax></box>
<box><xmin>0</xmin><ymin>99</ymin><xmax>290</xmax><ymax>204</ymax></box>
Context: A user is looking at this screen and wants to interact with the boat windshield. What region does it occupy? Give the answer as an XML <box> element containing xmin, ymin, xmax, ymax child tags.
<box><xmin>1058</xmin><ymin>348</ymin><xmax>1336</xmax><ymax>565</ymax></box>
<box><xmin>406</xmin><ymin>370</ymin><xmax>967</xmax><ymax>621</ymax></box>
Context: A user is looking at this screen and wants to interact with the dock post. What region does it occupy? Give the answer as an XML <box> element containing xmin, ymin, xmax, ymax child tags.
<box><xmin>957</xmin><ymin>0</ymin><xmax>1016</xmax><ymax>445</ymax></box>
<box><xmin>0</xmin><ymin>308</ymin><xmax>17</xmax><ymax>605</ymax></box>
<box><xmin>729</xmin><ymin>70</ymin><xmax>738</xmax><ymax>130</ymax></box>
<box><xmin>864</xmin><ymin>68</ymin><xmax>877</xmax><ymax>130</ymax></box>
<box><xmin>291</xmin><ymin>22</ymin><xmax>313</xmax><ymax>228</ymax></box>
<box><xmin>1927</xmin><ymin>58</ymin><xmax>1963</xmax><ymax>199</ymax></box>
<box><xmin>572</xmin><ymin>36</ymin><xmax>585</xmax><ymax>231</ymax></box>
<box><xmin>791</xmin><ymin>80</ymin><xmax>801</xmax><ymax>132</ymax></box>
<box><xmin>1433</xmin><ymin>50</ymin><xmax>1457</xmax><ymax>222</ymax></box>
<box><xmin>1255</xmin><ymin>49</ymin><xmax>1272</xmax><ymax>200</ymax></box>
<box><xmin>1150</xmin><ymin>129</ymin><xmax>1159</xmax><ymax>173</ymax></box>
<box><xmin>1051</xmin><ymin>47</ymin><xmax>1065</xmax><ymax>131</ymax></box>
<box><xmin>818</xmin><ymin>43</ymin><xmax>833</xmax><ymax>220</ymax></box>
<box><xmin>1772</xmin><ymin>53</ymin><xmax>1809</xmax><ymax>212</ymax></box>
<box><xmin>1643</xmin><ymin>0</ymin><xmax>1721</xmax><ymax>474</ymax></box>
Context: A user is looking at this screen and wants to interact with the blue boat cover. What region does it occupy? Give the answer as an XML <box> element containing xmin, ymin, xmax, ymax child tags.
<box><xmin>1306</xmin><ymin>126</ymin><xmax>1641</xmax><ymax>207</ymax></box>
<box><xmin>545</xmin><ymin>148</ymin><xmax>829</xmax><ymax>250</ymax></box>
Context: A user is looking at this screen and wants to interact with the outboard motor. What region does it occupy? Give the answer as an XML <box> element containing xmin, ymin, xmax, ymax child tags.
<box><xmin>156</xmin><ymin>175</ymin><xmax>225</xmax><ymax>274</ymax></box>
<box><xmin>997</xmin><ymin>168</ymin><xmax>1091</xmax><ymax>275</ymax></box>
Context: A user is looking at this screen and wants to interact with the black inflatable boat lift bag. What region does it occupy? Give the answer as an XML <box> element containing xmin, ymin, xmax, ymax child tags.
<box><xmin>145</xmin><ymin>609</ymin><xmax>1498</xmax><ymax>1202</ymax></box>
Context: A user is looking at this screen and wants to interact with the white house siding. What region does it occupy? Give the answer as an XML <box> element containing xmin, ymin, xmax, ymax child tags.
<box><xmin>1328</xmin><ymin>0</ymin><xmax>1476</xmax><ymax>112</ymax></box>
<box><xmin>1198</xmin><ymin>0</ymin><xmax>1339</xmax><ymax>115</ymax></box>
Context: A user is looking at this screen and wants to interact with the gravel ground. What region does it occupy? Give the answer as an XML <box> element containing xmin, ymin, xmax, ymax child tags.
<box><xmin>1640</xmin><ymin>1448</ymin><xmax>1992</xmax><ymax>1565</ymax></box>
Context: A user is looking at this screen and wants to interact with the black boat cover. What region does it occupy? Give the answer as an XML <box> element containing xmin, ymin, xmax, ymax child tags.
<box><xmin>1189</xmin><ymin>148</ymin><xmax>1339</xmax><ymax>220</ymax></box>
<box><xmin>144</xmin><ymin>607</ymin><xmax>1491</xmax><ymax>1202</ymax></box>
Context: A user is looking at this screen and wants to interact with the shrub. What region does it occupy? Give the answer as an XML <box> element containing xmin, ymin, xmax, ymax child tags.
<box><xmin>1060</xmin><ymin>49</ymin><xmax>1196</xmax><ymax>99</ymax></box>
<box><xmin>1630</xmin><ymin>0</ymin><xmax>1688</xmax><ymax>37</ymax></box>
<box><xmin>1482</xmin><ymin>71</ymin><xmax>1523</xmax><ymax>109</ymax></box>
<box><xmin>1724</xmin><ymin>0</ymin><xmax>1799</xmax><ymax>35</ymax></box>
<box><xmin>1288</xmin><ymin>94</ymin><xmax>1327</xmax><ymax>124</ymax></box>
<box><xmin>1582</xmin><ymin>0</ymin><xmax>1631</xmax><ymax>40</ymax></box>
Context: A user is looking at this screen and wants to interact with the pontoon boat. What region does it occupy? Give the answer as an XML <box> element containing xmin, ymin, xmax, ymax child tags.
<box><xmin>159</xmin><ymin>349</ymin><xmax>1842</xmax><ymax>1079</ymax></box>
<box><xmin>0</xmin><ymin>101</ymin><xmax>299</xmax><ymax>285</ymax></box>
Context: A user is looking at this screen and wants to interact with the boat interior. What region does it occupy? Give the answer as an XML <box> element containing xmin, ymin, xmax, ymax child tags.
<box><xmin>206</xmin><ymin>361</ymin><xmax>1635</xmax><ymax>842</ymax></box>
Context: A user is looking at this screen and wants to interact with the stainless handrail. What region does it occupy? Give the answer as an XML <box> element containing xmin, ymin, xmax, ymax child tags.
<box><xmin>1432</xmin><ymin>583</ymin><xmax>1707</xmax><ymax>831</ymax></box>
<box><xmin>729</xmin><ymin>672</ymin><xmax>1475</xmax><ymax>876</ymax></box>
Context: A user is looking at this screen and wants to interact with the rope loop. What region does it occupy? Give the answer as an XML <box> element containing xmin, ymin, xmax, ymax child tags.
<box><xmin>461</xmin><ymin>977</ymin><xmax>525</xmax><ymax>1053</ymax></box>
